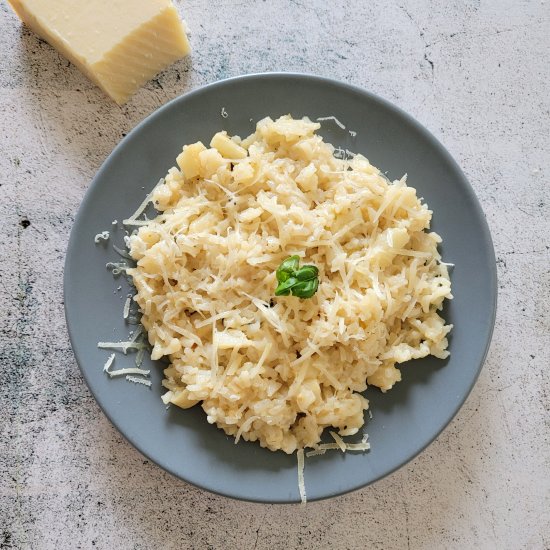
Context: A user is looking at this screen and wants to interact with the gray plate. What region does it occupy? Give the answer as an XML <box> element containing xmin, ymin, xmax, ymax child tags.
<box><xmin>64</xmin><ymin>73</ymin><xmax>497</xmax><ymax>503</ymax></box>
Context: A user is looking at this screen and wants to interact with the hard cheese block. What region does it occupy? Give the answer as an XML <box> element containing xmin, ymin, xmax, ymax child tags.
<box><xmin>8</xmin><ymin>0</ymin><xmax>190</xmax><ymax>104</ymax></box>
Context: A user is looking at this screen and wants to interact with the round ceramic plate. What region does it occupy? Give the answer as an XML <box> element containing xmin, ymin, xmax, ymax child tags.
<box><xmin>64</xmin><ymin>73</ymin><xmax>497</xmax><ymax>503</ymax></box>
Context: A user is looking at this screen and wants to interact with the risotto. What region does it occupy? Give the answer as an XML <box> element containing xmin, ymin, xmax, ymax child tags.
<box><xmin>125</xmin><ymin>115</ymin><xmax>453</xmax><ymax>454</ymax></box>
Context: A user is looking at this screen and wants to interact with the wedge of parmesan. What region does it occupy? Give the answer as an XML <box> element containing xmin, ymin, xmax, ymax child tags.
<box><xmin>8</xmin><ymin>0</ymin><xmax>190</xmax><ymax>104</ymax></box>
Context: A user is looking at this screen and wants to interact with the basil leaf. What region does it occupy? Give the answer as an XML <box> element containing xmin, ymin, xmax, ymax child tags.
<box><xmin>274</xmin><ymin>256</ymin><xmax>319</xmax><ymax>299</ymax></box>
<box><xmin>276</xmin><ymin>255</ymin><xmax>300</xmax><ymax>283</ymax></box>
<box><xmin>291</xmin><ymin>278</ymin><xmax>319</xmax><ymax>298</ymax></box>
<box><xmin>275</xmin><ymin>276</ymin><xmax>298</xmax><ymax>296</ymax></box>
<box><xmin>295</xmin><ymin>265</ymin><xmax>319</xmax><ymax>281</ymax></box>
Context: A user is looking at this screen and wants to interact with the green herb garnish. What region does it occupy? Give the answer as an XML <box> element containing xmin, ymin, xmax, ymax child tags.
<box><xmin>275</xmin><ymin>255</ymin><xmax>319</xmax><ymax>298</ymax></box>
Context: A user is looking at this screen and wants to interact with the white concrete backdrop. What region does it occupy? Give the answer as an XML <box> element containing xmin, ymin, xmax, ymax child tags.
<box><xmin>0</xmin><ymin>0</ymin><xmax>548</xmax><ymax>548</ymax></box>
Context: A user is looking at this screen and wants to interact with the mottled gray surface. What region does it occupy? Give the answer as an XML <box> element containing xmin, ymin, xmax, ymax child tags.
<box><xmin>0</xmin><ymin>0</ymin><xmax>548</xmax><ymax>548</ymax></box>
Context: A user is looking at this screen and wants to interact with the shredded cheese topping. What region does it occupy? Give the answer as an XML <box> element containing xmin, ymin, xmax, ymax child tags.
<box><xmin>122</xmin><ymin>180</ymin><xmax>163</xmax><ymax>227</ymax></box>
<box><xmin>103</xmin><ymin>353</ymin><xmax>116</xmax><ymax>372</ymax></box>
<box><xmin>305</xmin><ymin>433</ymin><xmax>370</xmax><ymax>457</ymax></box>
<box><xmin>316</xmin><ymin>115</ymin><xmax>346</xmax><ymax>129</ymax></box>
<box><xmin>297</xmin><ymin>449</ymin><xmax>306</xmax><ymax>504</ymax></box>
<box><xmin>126</xmin><ymin>375</ymin><xmax>152</xmax><ymax>387</ymax></box>
<box><xmin>105</xmin><ymin>364</ymin><xmax>150</xmax><ymax>378</ymax></box>
<box><xmin>123</xmin><ymin>296</ymin><xmax>132</xmax><ymax>319</ymax></box>
<box><xmin>126</xmin><ymin>115</ymin><xmax>453</xmax><ymax>455</ymax></box>
<box><xmin>94</xmin><ymin>231</ymin><xmax>110</xmax><ymax>243</ymax></box>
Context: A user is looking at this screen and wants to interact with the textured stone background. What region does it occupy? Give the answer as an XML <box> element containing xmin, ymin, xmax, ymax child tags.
<box><xmin>0</xmin><ymin>0</ymin><xmax>549</xmax><ymax>548</ymax></box>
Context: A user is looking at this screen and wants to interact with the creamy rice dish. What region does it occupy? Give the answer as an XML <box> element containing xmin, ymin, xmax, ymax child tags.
<box><xmin>125</xmin><ymin>115</ymin><xmax>453</xmax><ymax>455</ymax></box>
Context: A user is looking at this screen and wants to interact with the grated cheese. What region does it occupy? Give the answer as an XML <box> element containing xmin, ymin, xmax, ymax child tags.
<box><xmin>305</xmin><ymin>434</ymin><xmax>370</xmax><ymax>457</ymax></box>
<box><xmin>135</xmin><ymin>347</ymin><xmax>145</xmax><ymax>367</ymax></box>
<box><xmin>103</xmin><ymin>353</ymin><xmax>116</xmax><ymax>372</ymax></box>
<box><xmin>106</xmin><ymin>366</ymin><xmax>150</xmax><ymax>378</ymax></box>
<box><xmin>98</xmin><ymin>326</ymin><xmax>145</xmax><ymax>354</ymax></box>
<box><xmin>94</xmin><ymin>231</ymin><xmax>110</xmax><ymax>243</ymax></box>
<box><xmin>297</xmin><ymin>449</ymin><xmax>306</xmax><ymax>504</ymax></box>
<box><xmin>305</xmin><ymin>444</ymin><xmax>339</xmax><ymax>457</ymax></box>
<box><xmin>122</xmin><ymin>179</ymin><xmax>164</xmax><ymax>226</ymax></box>
<box><xmin>98</xmin><ymin>341</ymin><xmax>146</xmax><ymax>354</ymax></box>
<box><xmin>123</xmin><ymin>296</ymin><xmax>132</xmax><ymax>319</ymax></box>
<box><xmin>126</xmin><ymin>375</ymin><xmax>152</xmax><ymax>387</ymax></box>
<box><xmin>316</xmin><ymin>115</ymin><xmax>346</xmax><ymax>129</ymax></box>
<box><xmin>125</xmin><ymin>115</ymin><xmax>452</xmax><ymax>455</ymax></box>
<box><xmin>113</xmin><ymin>244</ymin><xmax>133</xmax><ymax>260</ymax></box>
<box><xmin>106</xmin><ymin>261</ymin><xmax>128</xmax><ymax>276</ymax></box>
<box><xmin>329</xmin><ymin>430</ymin><xmax>347</xmax><ymax>452</ymax></box>
<box><xmin>101</xmin><ymin>335</ymin><xmax>150</xmax><ymax>381</ymax></box>
<box><xmin>343</xmin><ymin>442</ymin><xmax>371</xmax><ymax>451</ymax></box>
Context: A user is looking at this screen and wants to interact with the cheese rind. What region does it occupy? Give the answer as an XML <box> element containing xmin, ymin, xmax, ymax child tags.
<box><xmin>8</xmin><ymin>0</ymin><xmax>190</xmax><ymax>104</ymax></box>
